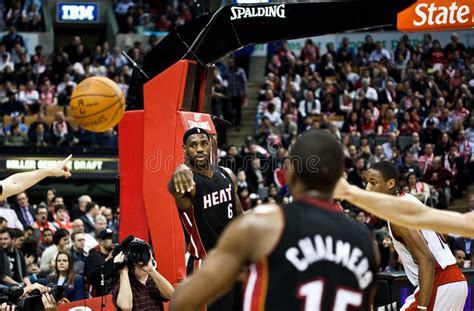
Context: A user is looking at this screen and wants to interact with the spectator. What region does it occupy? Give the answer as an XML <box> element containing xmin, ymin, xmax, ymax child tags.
<box><xmin>298</xmin><ymin>90</ymin><xmax>321</xmax><ymax>118</ymax></box>
<box><xmin>347</xmin><ymin>157</ymin><xmax>366</xmax><ymax>189</ymax></box>
<box><xmin>94</xmin><ymin>215</ymin><xmax>107</xmax><ymax>238</ymax></box>
<box><xmin>278</xmin><ymin>114</ymin><xmax>298</xmax><ymax>147</ymax></box>
<box><xmin>369</xmin><ymin>41</ymin><xmax>391</xmax><ymax>63</ymax></box>
<box><xmin>29</xmin><ymin>123</ymin><xmax>50</xmax><ymax>146</ymax></box>
<box><xmin>368</xmin><ymin>145</ymin><xmax>386</xmax><ymax>167</ymax></box>
<box><xmin>52</xmin><ymin>205</ymin><xmax>72</xmax><ymax>231</ymax></box>
<box><xmin>2</xmin><ymin>26</ymin><xmax>24</xmax><ymax>52</ymax></box>
<box><xmin>382</xmin><ymin>133</ymin><xmax>398</xmax><ymax>160</ymax></box>
<box><xmin>79</xmin><ymin>202</ymin><xmax>99</xmax><ymax>235</ymax></box>
<box><xmin>5</xmin><ymin>123</ymin><xmax>27</xmax><ymax>146</ymax></box>
<box><xmin>51</xmin><ymin>112</ymin><xmax>73</xmax><ymax>146</ymax></box>
<box><xmin>418</xmin><ymin>143</ymin><xmax>435</xmax><ymax>174</ymax></box>
<box><xmin>223</xmin><ymin>58</ymin><xmax>247</xmax><ymax>131</ymax></box>
<box><xmin>37</xmin><ymin>228</ymin><xmax>53</xmax><ymax>256</ymax></box>
<box><xmin>56</xmin><ymin>73</ymin><xmax>77</xmax><ymax>96</ymax></box>
<box><xmin>84</xmin><ymin>228</ymin><xmax>115</xmax><ymax>296</ymax></box>
<box><xmin>423</xmin><ymin>156</ymin><xmax>452</xmax><ymax>208</ymax></box>
<box><xmin>0</xmin><ymin>228</ymin><xmax>31</xmax><ymax>286</ymax></box>
<box><xmin>48</xmin><ymin>251</ymin><xmax>86</xmax><ymax>301</ymax></box>
<box><xmin>406</xmin><ymin>172</ymin><xmax>432</xmax><ymax>205</ymax></box>
<box><xmin>406</xmin><ymin>132</ymin><xmax>423</xmax><ymax>161</ymax></box>
<box><xmin>13</xmin><ymin>192</ymin><xmax>35</xmax><ymax>228</ymax></box>
<box><xmin>0</xmin><ymin>199</ymin><xmax>23</xmax><ymax>230</ymax></box>
<box><xmin>32</xmin><ymin>205</ymin><xmax>56</xmax><ymax>239</ymax></box>
<box><xmin>102</xmin><ymin>208</ymin><xmax>118</xmax><ymax>234</ymax></box>
<box><xmin>219</xmin><ymin>145</ymin><xmax>242</xmax><ymax>175</ymax></box>
<box><xmin>71</xmin><ymin>232</ymin><xmax>87</xmax><ymax>275</ymax></box>
<box><xmin>71</xmin><ymin>219</ymin><xmax>97</xmax><ymax>253</ymax></box>
<box><xmin>454</xmin><ymin>249</ymin><xmax>467</xmax><ymax>269</ymax></box>
<box><xmin>398</xmin><ymin>151</ymin><xmax>422</xmax><ymax>180</ymax></box>
<box><xmin>360</xmin><ymin>108</ymin><xmax>377</xmax><ymax>136</ymax></box>
<box><xmin>39</xmin><ymin>229</ymin><xmax>70</xmax><ymax>276</ymax></box>
<box><xmin>18</xmin><ymin>80</ymin><xmax>40</xmax><ymax>114</ymax></box>
<box><xmin>70</xmin><ymin>195</ymin><xmax>91</xmax><ymax>221</ymax></box>
<box><xmin>22</xmin><ymin>3</ymin><xmax>42</xmax><ymax>31</ymax></box>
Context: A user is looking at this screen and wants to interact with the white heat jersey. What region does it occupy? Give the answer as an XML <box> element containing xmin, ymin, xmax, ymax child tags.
<box><xmin>388</xmin><ymin>192</ymin><xmax>456</xmax><ymax>286</ymax></box>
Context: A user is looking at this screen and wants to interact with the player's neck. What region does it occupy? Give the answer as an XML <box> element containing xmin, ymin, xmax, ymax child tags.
<box><xmin>191</xmin><ymin>164</ymin><xmax>213</xmax><ymax>177</ymax></box>
<box><xmin>292</xmin><ymin>183</ymin><xmax>333</xmax><ymax>203</ymax></box>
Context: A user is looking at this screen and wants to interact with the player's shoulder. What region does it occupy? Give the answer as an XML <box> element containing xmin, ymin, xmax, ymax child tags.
<box><xmin>234</xmin><ymin>204</ymin><xmax>283</xmax><ymax>234</ymax></box>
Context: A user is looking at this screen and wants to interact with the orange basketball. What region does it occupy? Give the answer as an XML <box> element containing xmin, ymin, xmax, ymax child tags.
<box><xmin>70</xmin><ymin>77</ymin><xmax>126</xmax><ymax>132</ymax></box>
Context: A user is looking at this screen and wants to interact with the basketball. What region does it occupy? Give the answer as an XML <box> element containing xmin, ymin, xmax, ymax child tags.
<box><xmin>70</xmin><ymin>77</ymin><xmax>126</xmax><ymax>132</ymax></box>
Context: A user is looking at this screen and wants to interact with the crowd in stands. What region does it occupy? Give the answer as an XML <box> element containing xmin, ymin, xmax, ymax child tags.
<box><xmin>115</xmin><ymin>0</ymin><xmax>197</xmax><ymax>34</ymax></box>
<box><xmin>3</xmin><ymin>0</ymin><xmax>43</xmax><ymax>32</ymax></box>
<box><xmin>0</xmin><ymin>30</ymin><xmax>147</xmax><ymax>147</ymax></box>
<box><xmin>216</xmin><ymin>32</ymin><xmax>474</xmax><ymax>272</ymax></box>
<box><xmin>0</xmin><ymin>189</ymin><xmax>119</xmax><ymax>301</ymax></box>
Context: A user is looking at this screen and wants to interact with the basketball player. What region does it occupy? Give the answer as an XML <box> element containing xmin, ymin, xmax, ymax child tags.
<box><xmin>358</xmin><ymin>161</ymin><xmax>467</xmax><ymax>310</ymax></box>
<box><xmin>335</xmin><ymin>178</ymin><xmax>474</xmax><ymax>238</ymax></box>
<box><xmin>168</xmin><ymin>127</ymin><xmax>243</xmax><ymax>310</ymax></box>
<box><xmin>170</xmin><ymin>130</ymin><xmax>379</xmax><ymax>311</ymax></box>
<box><xmin>0</xmin><ymin>155</ymin><xmax>72</xmax><ymax>200</ymax></box>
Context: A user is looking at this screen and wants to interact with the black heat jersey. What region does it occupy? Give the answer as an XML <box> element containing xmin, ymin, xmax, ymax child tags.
<box><xmin>244</xmin><ymin>197</ymin><xmax>377</xmax><ymax>311</ymax></box>
<box><xmin>179</xmin><ymin>166</ymin><xmax>236</xmax><ymax>259</ymax></box>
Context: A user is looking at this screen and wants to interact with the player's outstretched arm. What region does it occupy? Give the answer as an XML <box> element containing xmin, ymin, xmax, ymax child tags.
<box><xmin>334</xmin><ymin>178</ymin><xmax>474</xmax><ymax>237</ymax></box>
<box><xmin>168</xmin><ymin>164</ymin><xmax>195</xmax><ymax>211</ymax></box>
<box><xmin>0</xmin><ymin>155</ymin><xmax>72</xmax><ymax>200</ymax></box>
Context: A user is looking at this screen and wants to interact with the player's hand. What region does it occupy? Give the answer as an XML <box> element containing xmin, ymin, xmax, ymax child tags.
<box><xmin>48</xmin><ymin>155</ymin><xmax>72</xmax><ymax>178</ymax></box>
<box><xmin>172</xmin><ymin>164</ymin><xmax>195</xmax><ymax>194</ymax></box>
<box><xmin>333</xmin><ymin>177</ymin><xmax>353</xmax><ymax>200</ymax></box>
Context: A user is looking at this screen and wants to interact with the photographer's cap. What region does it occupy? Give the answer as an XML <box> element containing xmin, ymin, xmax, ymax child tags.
<box><xmin>98</xmin><ymin>228</ymin><xmax>113</xmax><ymax>240</ymax></box>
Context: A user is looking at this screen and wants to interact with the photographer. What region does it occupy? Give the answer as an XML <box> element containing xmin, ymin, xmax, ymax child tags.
<box><xmin>112</xmin><ymin>250</ymin><xmax>174</xmax><ymax>311</ymax></box>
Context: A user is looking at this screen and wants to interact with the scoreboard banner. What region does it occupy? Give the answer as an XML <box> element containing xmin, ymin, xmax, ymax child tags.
<box><xmin>0</xmin><ymin>156</ymin><xmax>118</xmax><ymax>180</ymax></box>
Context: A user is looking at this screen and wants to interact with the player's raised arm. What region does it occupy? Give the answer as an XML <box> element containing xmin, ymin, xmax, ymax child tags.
<box><xmin>0</xmin><ymin>155</ymin><xmax>72</xmax><ymax>200</ymax></box>
<box><xmin>334</xmin><ymin>177</ymin><xmax>474</xmax><ymax>237</ymax></box>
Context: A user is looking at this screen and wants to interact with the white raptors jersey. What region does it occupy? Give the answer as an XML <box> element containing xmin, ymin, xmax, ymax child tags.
<box><xmin>388</xmin><ymin>192</ymin><xmax>456</xmax><ymax>286</ymax></box>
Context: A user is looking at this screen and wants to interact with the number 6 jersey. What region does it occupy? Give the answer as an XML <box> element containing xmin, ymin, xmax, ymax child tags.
<box><xmin>243</xmin><ymin>197</ymin><xmax>378</xmax><ymax>311</ymax></box>
<box><xmin>179</xmin><ymin>166</ymin><xmax>237</xmax><ymax>259</ymax></box>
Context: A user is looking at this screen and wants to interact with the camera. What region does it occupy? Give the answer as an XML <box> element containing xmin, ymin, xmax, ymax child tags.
<box><xmin>112</xmin><ymin>235</ymin><xmax>152</xmax><ymax>269</ymax></box>
<box><xmin>0</xmin><ymin>286</ymin><xmax>25</xmax><ymax>304</ymax></box>
<box><xmin>0</xmin><ymin>284</ymin><xmax>64</xmax><ymax>311</ymax></box>
<box><xmin>18</xmin><ymin>285</ymin><xmax>64</xmax><ymax>311</ymax></box>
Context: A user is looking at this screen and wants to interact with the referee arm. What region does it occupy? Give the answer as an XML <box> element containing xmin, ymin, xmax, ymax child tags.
<box><xmin>0</xmin><ymin>155</ymin><xmax>72</xmax><ymax>200</ymax></box>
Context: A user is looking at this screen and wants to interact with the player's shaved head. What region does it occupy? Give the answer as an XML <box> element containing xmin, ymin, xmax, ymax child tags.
<box><xmin>289</xmin><ymin>130</ymin><xmax>343</xmax><ymax>192</ymax></box>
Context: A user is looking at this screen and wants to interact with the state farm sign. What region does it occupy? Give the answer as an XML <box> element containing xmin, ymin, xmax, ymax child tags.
<box><xmin>398</xmin><ymin>0</ymin><xmax>473</xmax><ymax>32</ymax></box>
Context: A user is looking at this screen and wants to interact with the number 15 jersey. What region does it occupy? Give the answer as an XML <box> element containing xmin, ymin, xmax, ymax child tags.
<box><xmin>244</xmin><ymin>198</ymin><xmax>377</xmax><ymax>311</ymax></box>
